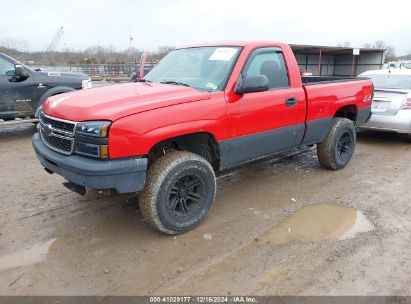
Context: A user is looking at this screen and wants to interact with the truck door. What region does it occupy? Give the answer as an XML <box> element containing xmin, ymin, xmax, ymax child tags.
<box><xmin>224</xmin><ymin>47</ymin><xmax>306</xmax><ymax>166</ymax></box>
<box><xmin>0</xmin><ymin>56</ymin><xmax>36</xmax><ymax>120</ymax></box>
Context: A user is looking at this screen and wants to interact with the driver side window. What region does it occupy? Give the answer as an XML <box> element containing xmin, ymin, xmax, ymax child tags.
<box><xmin>244</xmin><ymin>48</ymin><xmax>289</xmax><ymax>89</ymax></box>
<box><xmin>0</xmin><ymin>57</ymin><xmax>15</xmax><ymax>76</ymax></box>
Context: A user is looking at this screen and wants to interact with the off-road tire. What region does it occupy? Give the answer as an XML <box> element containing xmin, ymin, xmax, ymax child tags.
<box><xmin>317</xmin><ymin>118</ymin><xmax>356</xmax><ymax>170</ymax></box>
<box><xmin>139</xmin><ymin>150</ymin><xmax>216</xmax><ymax>234</ymax></box>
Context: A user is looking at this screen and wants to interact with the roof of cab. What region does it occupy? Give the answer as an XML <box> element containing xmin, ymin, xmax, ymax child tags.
<box><xmin>180</xmin><ymin>41</ymin><xmax>288</xmax><ymax>49</ymax></box>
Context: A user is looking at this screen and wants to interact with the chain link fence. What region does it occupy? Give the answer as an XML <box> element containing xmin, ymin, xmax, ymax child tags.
<box><xmin>28</xmin><ymin>63</ymin><xmax>156</xmax><ymax>78</ymax></box>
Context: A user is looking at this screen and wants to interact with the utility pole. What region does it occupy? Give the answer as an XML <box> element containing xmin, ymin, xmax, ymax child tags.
<box><xmin>129</xmin><ymin>34</ymin><xmax>134</xmax><ymax>57</ymax></box>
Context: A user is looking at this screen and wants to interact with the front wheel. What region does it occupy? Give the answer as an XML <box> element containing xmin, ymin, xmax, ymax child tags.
<box><xmin>139</xmin><ymin>151</ymin><xmax>216</xmax><ymax>234</ymax></box>
<box><xmin>317</xmin><ymin>118</ymin><xmax>356</xmax><ymax>170</ymax></box>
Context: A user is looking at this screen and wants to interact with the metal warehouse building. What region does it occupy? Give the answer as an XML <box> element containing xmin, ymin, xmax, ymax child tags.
<box><xmin>290</xmin><ymin>44</ymin><xmax>386</xmax><ymax>76</ymax></box>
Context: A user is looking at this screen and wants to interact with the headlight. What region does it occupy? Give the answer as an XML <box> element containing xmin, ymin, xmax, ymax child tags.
<box><xmin>76</xmin><ymin>121</ymin><xmax>111</xmax><ymax>137</ymax></box>
<box><xmin>75</xmin><ymin>121</ymin><xmax>111</xmax><ymax>158</ymax></box>
<box><xmin>81</xmin><ymin>78</ymin><xmax>93</xmax><ymax>89</ymax></box>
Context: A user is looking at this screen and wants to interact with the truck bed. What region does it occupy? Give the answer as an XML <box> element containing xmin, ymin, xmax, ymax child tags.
<box><xmin>302</xmin><ymin>77</ymin><xmax>372</xmax><ymax>123</ymax></box>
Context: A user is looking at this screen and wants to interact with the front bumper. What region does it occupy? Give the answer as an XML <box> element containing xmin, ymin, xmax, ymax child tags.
<box><xmin>360</xmin><ymin>109</ymin><xmax>411</xmax><ymax>134</ymax></box>
<box><xmin>32</xmin><ymin>133</ymin><xmax>147</xmax><ymax>193</ymax></box>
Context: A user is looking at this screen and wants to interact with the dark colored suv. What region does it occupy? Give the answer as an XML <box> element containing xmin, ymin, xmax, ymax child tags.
<box><xmin>0</xmin><ymin>53</ymin><xmax>91</xmax><ymax>120</ymax></box>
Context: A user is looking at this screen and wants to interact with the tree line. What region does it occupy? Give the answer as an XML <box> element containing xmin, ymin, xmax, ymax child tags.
<box><xmin>1</xmin><ymin>38</ymin><xmax>409</xmax><ymax>66</ymax></box>
<box><xmin>0</xmin><ymin>40</ymin><xmax>175</xmax><ymax>66</ymax></box>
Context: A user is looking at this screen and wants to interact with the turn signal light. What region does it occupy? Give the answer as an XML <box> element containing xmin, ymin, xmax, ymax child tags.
<box><xmin>100</xmin><ymin>145</ymin><xmax>109</xmax><ymax>159</ymax></box>
<box><xmin>75</xmin><ymin>143</ymin><xmax>109</xmax><ymax>159</ymax></box>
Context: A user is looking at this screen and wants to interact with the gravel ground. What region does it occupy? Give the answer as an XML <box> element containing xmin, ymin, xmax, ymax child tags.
<box><xmin>0</xmin><ymin>124</ymin><xmax>410</xmax><ymax>296</ymax></box>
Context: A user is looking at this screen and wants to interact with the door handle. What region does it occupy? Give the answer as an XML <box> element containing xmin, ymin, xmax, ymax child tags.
<box><xmin>285</xmin><ymin>97</ymin><xmax>297</xmax><ymax>107</ymax></box>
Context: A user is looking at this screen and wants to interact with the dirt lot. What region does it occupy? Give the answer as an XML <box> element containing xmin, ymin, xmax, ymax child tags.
<box><xmin>0</xmin><ymin>124</ymin><xmax>410</xmax><ymax>296</ymax></box>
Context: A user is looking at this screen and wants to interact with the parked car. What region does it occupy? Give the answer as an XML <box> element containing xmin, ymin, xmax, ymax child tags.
<box><xmin>32</xmin><ymin>41</ymin><xmax>373</xmax><ymax>234</ymax></box>
<box><xmin>0</xmin><ymin>53</ymin><xmax>92</xmax><ymax>121</ymax></box>
<box><xmin>359</xmin><ymin>69</ymin><xmax>411</xmax><ymax>135</ymax></box>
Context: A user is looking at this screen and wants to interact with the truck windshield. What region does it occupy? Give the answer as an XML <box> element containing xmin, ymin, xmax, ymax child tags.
<box><xmin>144</xmin><ymin>47</ymin><xmax>240</xmax><ymax>91</ymax></box>
<box><xmin>366</xmin><ymin>74</ymin><xmax>411</xmax><ymax>90</ymax></box>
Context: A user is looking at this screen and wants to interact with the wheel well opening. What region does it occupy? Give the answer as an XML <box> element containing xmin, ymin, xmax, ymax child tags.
<box><xmin>148</xmin><ymin>133</ymin><xmax>221</xmax><ymax>171</ymax></box>
<box><xmin>334</xmin><ymin>105</ymin><xmax>357</xmax><ymax>122</ymax></box>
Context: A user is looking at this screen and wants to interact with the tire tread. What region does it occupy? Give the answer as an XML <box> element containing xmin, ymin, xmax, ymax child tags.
<box><xmin>317</xmin><ymin>117</ymin><xmax>356</xmax><ymax>170</ymax></box>
<box><xmin>139</xmin><ymin>150</ymin><xmax>216</xmax><ymax>234</ymax></box>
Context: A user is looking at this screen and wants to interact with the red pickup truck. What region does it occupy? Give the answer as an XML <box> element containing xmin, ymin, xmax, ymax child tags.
<box><xmin>32</xmin><ymin>41</ymin><xmax>373</xmax><ymax>234</ymax></box>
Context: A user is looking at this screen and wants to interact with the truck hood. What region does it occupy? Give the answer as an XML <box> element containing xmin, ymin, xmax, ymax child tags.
<box><xmin>42</xmin><ymin>82</ymin><xmax>211</xmax><ymax>121</ymax></box>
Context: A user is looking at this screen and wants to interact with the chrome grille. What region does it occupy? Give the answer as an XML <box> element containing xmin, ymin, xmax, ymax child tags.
<box><xmin>39</xmin><ymin>112</ymin><xmax>77</xmax><ymax>155</ymax></box>
<box><xmin>39</xmin><ymin>112</ymin><xmax>75</xmax><ymax>135</ymax></box>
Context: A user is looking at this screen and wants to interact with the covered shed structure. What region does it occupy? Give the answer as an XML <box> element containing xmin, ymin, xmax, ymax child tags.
<box><xmin>290</xmin><ymin>44</ymin><xmax>386</xmax><ymax>76</ymax></box>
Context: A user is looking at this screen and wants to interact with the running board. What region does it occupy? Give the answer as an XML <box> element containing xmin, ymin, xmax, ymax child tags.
<box><xmin>0</xmin><ymin>118</ymin><xmax>39</xmax><ymax>126</ymax></box>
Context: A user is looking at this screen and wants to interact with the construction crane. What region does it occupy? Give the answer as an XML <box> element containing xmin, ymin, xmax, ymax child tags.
<box><xmin>46</xmin><ymin>26</ymin><xmax>64</xmax><ymax>52</ymax></box>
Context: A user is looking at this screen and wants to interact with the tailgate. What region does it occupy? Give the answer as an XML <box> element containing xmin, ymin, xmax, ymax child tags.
<box><xmin>371</xmin><ymin>89</ymin><xmax>408</xmax><ymax>116</ymax></box>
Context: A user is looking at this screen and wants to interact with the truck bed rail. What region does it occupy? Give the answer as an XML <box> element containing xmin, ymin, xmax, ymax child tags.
<box><xmin>302</xmin><ymin>76</ymin><xmax>368</xmax><ymax>85</ymax></box>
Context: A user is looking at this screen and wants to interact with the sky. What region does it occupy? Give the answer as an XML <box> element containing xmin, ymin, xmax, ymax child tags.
<box><xmin>1</xmin><ymin>0</ymin><xmax>411</xmax><ymax>55</ymax></box>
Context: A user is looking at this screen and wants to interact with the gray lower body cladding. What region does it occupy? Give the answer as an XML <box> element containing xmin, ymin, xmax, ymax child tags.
<box><xmin>219</xmin><ymin>123</ymin><xmax>306</xmax><ymax>169</ymax></box>
<box><xmin>218</xmin><ymin>107</ymin><xmax>371</xmax><ymax>170</ymax></box>
<box><xmin>356</xmin><ymin>106</ymin><xmax>372</xmax><ymax>126</ymax></box>
<box><xmin>32</xmin><ymin>133</ymin><xmax>147</xmax><ymax>193</ymax></box>
<box><xmin>303</xmin><ymin>106</ymin><xmax>371</xmax><ymax>145</ymax></box>
<box><xmin>302</xmin><ymin>117</ymin><xmax>333</xmax><ymax>145</ymax></box>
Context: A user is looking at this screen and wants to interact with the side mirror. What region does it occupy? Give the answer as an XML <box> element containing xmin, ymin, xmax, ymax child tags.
<box><xmin>234</xmin><ymin>74</ymin><xmax>269</xmax><ymax>94</ymax></box>
<box><xmin>14</xmin><ymin>64</ymin><xmax>29</xmax><ymax>78</ymax></box>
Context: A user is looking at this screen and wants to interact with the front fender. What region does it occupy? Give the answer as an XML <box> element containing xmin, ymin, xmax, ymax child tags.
<box><xmin>109</xmin><ymin>108</ymin><xmax>227</xmax><ymax>160</ymax></box>
<box><xmin>109</xmin><ymin>118</ymin><xmax>222</xmax><ymax>159</ymax></box>
<box><xmin>108</xmin><ymin>92</ymin><xmax>227</xmax><ymax>159</ymax></box>
<box><xmin>144</xmin><ymin>119</ymin><xmax>219</xmax><ymax>139</ymax></box>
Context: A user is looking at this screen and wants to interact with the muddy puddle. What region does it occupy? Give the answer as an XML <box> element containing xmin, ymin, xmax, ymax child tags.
<box><xmin>261</xmin><ymin>204</ymin><xmax>373</xmax><ymax>244</ymax></box>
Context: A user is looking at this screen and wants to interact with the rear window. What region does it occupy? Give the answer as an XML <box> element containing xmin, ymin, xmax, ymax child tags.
<box><xmin>365</xmin><ymin>74</ymin><xmax>411</xmax><ymax>90</ymax></box>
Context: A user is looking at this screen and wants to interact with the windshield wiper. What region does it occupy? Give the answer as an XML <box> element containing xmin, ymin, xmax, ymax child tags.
<box><xmin>160</xmin><ymin>80</ymin><xmax>191</xmax><ymax>87</ymax></box>
<box><xmin>138</xmin><ymin>79</ymin><xmax>151</xmax><ymax>83</ymax></box>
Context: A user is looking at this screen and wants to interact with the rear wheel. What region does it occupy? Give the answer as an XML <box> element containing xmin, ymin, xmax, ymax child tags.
<box><xmin>139</xmin><ymin>150</ymin><xmax>216</xmax><ymax>234</ymax></box>
<box><xmin>317</xmin><ymin>118</ymin><xmax>356</xmax><ymax>170</ymax></box>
